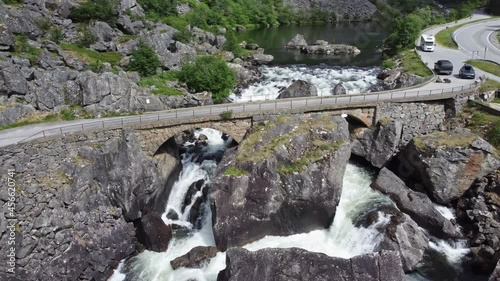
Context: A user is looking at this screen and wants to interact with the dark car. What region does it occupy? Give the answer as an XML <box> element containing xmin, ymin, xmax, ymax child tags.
<box><xmin>459</xmin><ymin>64</ymin><xmax>476</xmax><ymax>79</ymax></box>
<box><xmin>434</xmin><ymin>60</ymin><xmax>453</xmax><ymax>75</ymax></box>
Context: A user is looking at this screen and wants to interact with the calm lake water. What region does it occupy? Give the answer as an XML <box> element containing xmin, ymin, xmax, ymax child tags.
<box><xmin>240</xmin><ymin>22</ymin><xmax>388</xmax><ymax>67</ymax></box>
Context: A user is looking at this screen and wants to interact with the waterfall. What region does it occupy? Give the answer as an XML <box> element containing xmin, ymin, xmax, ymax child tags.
<box><xmin>108</xmin><ymin>133</ymin><xmax>475</xmax><ymax>281</ymax></box>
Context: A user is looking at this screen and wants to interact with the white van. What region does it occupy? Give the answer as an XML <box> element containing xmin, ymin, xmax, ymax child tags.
<box><xmin>420</xmin><ymin>34</ymin><xmax>435</xmax><ymax>52</ymax></box>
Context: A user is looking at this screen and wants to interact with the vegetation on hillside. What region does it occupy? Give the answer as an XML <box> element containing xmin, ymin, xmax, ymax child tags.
<box><xmin>461</xmin><ymin>103</ymin><xmax>500</xmax><ymax>150</ymax></box>
<box><xmin>178</xmin><ymin>56</ymin><xmax>236</xmax><ymax>103</ymax></box>
<box><xmin>126</xmin><ymin>42</ymin><xmax>161</xmax><ymax>77</ymax></box>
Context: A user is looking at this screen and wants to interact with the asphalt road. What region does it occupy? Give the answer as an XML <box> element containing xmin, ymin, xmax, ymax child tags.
<box><xmin>418</xmin><ymin>12</ymin><xmax>500</xmax><ymax>85</ymax></box>
<box><xmin>0</xmin><ymin>13</ymin><xmax>497</xmax><ymax>148</ymax></box>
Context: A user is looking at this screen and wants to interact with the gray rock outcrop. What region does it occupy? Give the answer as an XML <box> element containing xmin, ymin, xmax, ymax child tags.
<box><xmin>457</xmin><ymin>172</ymin><xmax>500</xmax><ymax>273</ymax></box>
<box><xmin>89</xmin><ymin>132</ymin><xmax>164</xmax><ymax>221</ymax></box>
<box><xmin>0</xmin><ymin>65</ymin><xmax>29</xmax><ymax>96</ymax></box>
<box><xmin>135</xmin><ymin>210</ymin><xmax>172</xmax><ymax>252</ymax></box>
<box><xmin>332</xmin><ymin>82</ymin><xmax>346</xmax><ymax>95</ymax></box>
<box><xmin>375</xmin><ymin>210</ymin><xmax>429</xmax><ymax>272</ymax></box>
<box><xmin>285</xmin><ymin>33</ymin><xmax>307</xmax><ymax>49</ymax></box>
<box><xmin>0</xmin><ymin>26</ymin><xmax>15</xmax><ymax>51</ymax></box>
<box><xmin>210</xmin><ymin>114</ymin><xmax>351</xmax><ymax>250</ymax></box>
<box><xmin>283</xmin><ymin>0</ymin><xmax>377</xmax><ymax>21</ymax></box>
<box><xmin>371</xmin><ymin>168</ymin><xmax>460</xmax><ymax>238</ymax></box>
<box><xmin>218</xmin><ymin>248</ymin><xmax>405</xmax><ymax>281</ymax></box>
<box><xmin>170</xmin><ymin>246</ymin><xmax>218</xmax><ymax>269</ymax></box>
<box><xmin>0</xmin><ymin>104</ymin><xmax>35</xmax><ymax>126</ymax></box>
<box><xmin>300</xmin><ymin>44</ymin><xmax>361</xmax><ymax>55</ymax></box>
<box><xmin>352</xmin><ymin>118</ymin><xmax>402</xmax><ymax>168</ymax></box>
<box><xmin>396</xmin><ymin>129</ymin><xmax>499</xmax><ymax>204</ymax></box>
<box><xmin>277</xmin><ymin>79</ymin><xmax>318</xmax><ymax>99</ymax></box>
<box><xmin>249</xmin><ymin>53</ymin><xmax>274</xmax><ymax>65</ymax></box>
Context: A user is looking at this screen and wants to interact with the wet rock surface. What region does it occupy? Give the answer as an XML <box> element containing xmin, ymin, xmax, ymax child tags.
<box><xmin>372</xmin><ymin>168</ymin><xmax>460</xmax><ymax>239</ymax></box>
<box><xmin>276</xmin><ymin>79</ymin><xmax>318</xmax><ymax>99</ymax></box>
<box><xmin>218</xmin><ymin>248</ymin><xmax>405</xmax><ymax>281</ymax></box>
<box><xmin>210</xmin><ymin>114</ymin><xmax>351</xmax><ymax>250</ymax></box>
<box><xmin>170</xmin><ymin>246</ymin><xmax>218</xmax><ymax>270</ymax></box>
<box><xmin>457</xmin><ymin>171</ymin><xmax>500</xmax><ymax>273</ymax></box>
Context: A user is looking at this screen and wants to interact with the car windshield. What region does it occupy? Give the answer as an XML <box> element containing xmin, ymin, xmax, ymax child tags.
<box><xmin>425</xmin><ymin>42</ymin><xmax>434</xmax><ymax>46</ymax></box>
<box><xmin>464</xmin><ymin>65</ymin><xmax>473</xmax><ymax>71</ymax></box>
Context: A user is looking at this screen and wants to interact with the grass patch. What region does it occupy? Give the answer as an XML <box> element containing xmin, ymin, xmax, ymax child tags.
<box><xmin>492</xmin><ymin>98</ymin><xmax>500</xmax><ymax>104</ymax></box>
<box><xmin>117</xmin><ymin>35</ymin><xmax>137</xmax><ymax>44</ymax></box>
<box><xmin>224</xmin><ymin>167</ymin><xmax>247</xmax><ymax>177</ymax></box>
<box><xmin>13</xmin><ymin>35</ymin><xmax>42</xmax><ymax>64</ymax></box>
<box><xmin>138</xmin><ymin>71</ymin><xmax>183</xmax><ymax>95</ymax></box>
<box><xmin>413</xmin><ymin>131</ymin><xmax>477</xmax><ymax>152</ymax></box>
<box><xmin>466</xmin><ymin>60</ymin><xmax>500</xmax><ymax>77</ymax></box>
<box><xmin>463</xmin><ymin>105</ymin><xmax>500</xmax><ymax>150</ymax></box>
<box><xmin>236</xmin><ymin>115</ymin><xmax>338</xmax><ymax>164</ymax></box>
<box><xmin>435</xmin><ymin>19</ymin><xmax>496</xmax><ymax>49</ymax></box>
<box><xmin>278</xmin><ymin>140</ymin><xmax>343</xmax><ymax>175</ymax></box>
<box><xmin>60</xmin><ymin>43</ymin><xmax>122</xmax><ymax>66</ymax></box>
<box><xmin>0</xmin><ymin>106</ymin><xmax>93</xmax><ymax>131</ymax></box>
<box><xmin>478</xmin><ymin>78</ymin><xmax>500</xmax><ymax>93</ymax></box>
<box><xmin>398</xmin><ymin>49</ymin><xmax>433</xmax><ymax>77</ymax></box>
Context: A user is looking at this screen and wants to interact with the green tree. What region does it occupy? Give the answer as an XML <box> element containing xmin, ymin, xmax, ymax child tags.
<box><xmin>385</xmin><ymin>14</ymin><xmax>423</xmax><ymax>52</ymax></box>
<box><xmin>178</xmin><ymin>56</ymin><xmax>236</xmax><ymax>103</ymax></box>
<box><xmin>126</xmin><ymin>42</ymin><xmax>161</xmax><ymax>77</ymax></box>
<box><xmin>70</xmin><ymin>0</ymin><xmax>118</xmax><ymax>24</ymax></box>
<box><xmin>138</xmin><ymin>0</ymin><xmax>178</xmax><ymax>17</ymax></box>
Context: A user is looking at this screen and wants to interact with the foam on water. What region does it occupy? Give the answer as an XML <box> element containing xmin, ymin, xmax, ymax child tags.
<box><xmin>433</xmin><ymin>204</ymin><xmax>457</xmax><ymax>221</ymax></box>
<box><xmin>230</xmin><ymin>65</ymin><xmax>381</xmax><ymax>102</ymax></box>
<box><xmin>429</xmin><ymin>239</ymin><xmax>470</xmax><ymax>264</ymax></box>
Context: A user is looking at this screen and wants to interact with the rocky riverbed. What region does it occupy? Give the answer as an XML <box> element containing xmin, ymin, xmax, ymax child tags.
<box><xmin>2</xmin><ymin>93</ymin><xmax>499</xmax><ymax>280</ymax></box>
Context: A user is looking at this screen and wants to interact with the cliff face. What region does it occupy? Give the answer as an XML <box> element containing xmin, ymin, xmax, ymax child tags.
<box><xmin>283</xmin><ymin>0</ymin><xmax>378</xmax><ymax>20</ymax></box>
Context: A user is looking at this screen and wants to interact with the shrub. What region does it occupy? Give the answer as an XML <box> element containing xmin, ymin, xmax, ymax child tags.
<box><xmin>126</xmin><ymin>41</ymin><xmax>161</xmax><ymax>77</ymax></box>
<box><xmin>36</xmin><ymin>18</ymin><xmax>52</xmax><ymax>32</ymax></box>
<box><xmin>49</xmin><ymin>26</ymin><xmax>64</xmax><ymax>43</ymax></box>
<box><xmin>138</xmin><ymin>0</ymin><xmax>178</xmax><ymax>18</ymax></box>
<box><xmin>3</xmin><ymin>0</ymin><xmax>21</xmax><ymax>5</ymax></box>
<box><xmin>220</xmin><ymin>110</ymin><xmax>233</xmax><ymax>120</ymax></box>
<box><xmin>172</xmin><ymin>29</ymin><xmax>193</xmax><ymax>44</ymax></box>
<box><xmin>70</xmin><ymin>0</ymin><xmax>118</xmax><ymax>24</ymax></box>
<box><xmin>76</xmin><ymin>28</ymin><xmax>97</xmax><ymax>47</ymax></box>
<box><xmin>178</xmin><ymin>56</ymin><xmax>236</xmax><ymax>103</ymax></box>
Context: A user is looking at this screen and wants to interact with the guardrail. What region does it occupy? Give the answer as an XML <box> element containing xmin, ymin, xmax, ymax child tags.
<box><xmin>18</xmin><ymin>82</ymin><xmax>479</xmax><ymax>144</ymax></box>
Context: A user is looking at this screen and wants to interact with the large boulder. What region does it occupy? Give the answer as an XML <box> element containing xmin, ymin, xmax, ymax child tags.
<box><xmin>0</xmin><ymin>66</ymin><xmax>29</xmax><ymax>96</ymax></box>
<box><xmin>300</xmin><ymin>44</ymin><xmax>361</xmax><ymax>55</ymax></box>
<box><xmin>332</xmin><ymin>82</ymin><xmax>346</xmax><ymax>95</ymax></box>
<box><xmin>377</xmin><ymin>69</ymin><xmax>401</xmax><ymax>90</ymax></box>
<box><xmin>25</xmin><ymin>69</ymin><xmax>78</xmax><ymax>110</ymax></box>
<box><xmin>0</xmin><ymin>25</ymin><xmax>15</xmax><ymax>51</ymax></box>
<box><xmin>218</xmin><ymin>248</ymin><xmax>405</xmax><ymax>281</ymax></box>
<box><xmin>141</xmin><ymin>24</ymin><xmax>177</xmax><ymax>69</ymax></box>
<box><xmin>72</xmin><ymin>71</ymin><xmax>165</xmax><ymax>113</ymax></box>
<box><xmin>135</xmin><ymin>211</ymin><xmax>172</xmax><ymax>252</ymax></box>
<box><xmin>0</xmin><ymin>7</ymin><xmax>43</xmax><ymax>37</ymax></box>
<box><xmin>89</xmin><ymin>21</ymin><xmax>118</xmax><ymax>52</ymax></box>
<box><xmin>277</xmin><ymin>80</ymin><xmax>318</xmax><ymax>99</ymax></box>
<box><xmin>210</xmin><ymin>114</ymin><xmax>351</xmax><ymax>250</ymax></box>
<box><xmin>89</xmin><ymin>132</ymin><xmax>164</xmax><ymax>221</ymax></box>
<box><xmin>352</xmin><ymin>118</ymin><xmax>403</xmax><ymax>168</ymax></box>
<box><xmin>170</xmin><ymin>246</ymin><xmax>218</xmax><ymax>269</ymax></box>
<box><xmin>371</xmin><ymin>168</ymin><xmax>461</xmax><ymax>238</ymax></box>
<box><xmin>374</xmin><ymin>209</ymin><xmax>429</xmax><ymax>272</ymax></box>
<box><xmin>396</xmin><ymin>129</ymin><xmax>499</xmax><ymax>204</ymax></box>
<box><xmin>285</xmin><ymin>33</ymin><xmax>307</xmax><ymax>49</ymax></box>
<box><xmin>457</xmin><ymin>171</ymin><xmax>500</xmax><ymax>273</ymax></box>
<box><xmin>0</xmin><ymin>104</ymin><xmax>35</xmax><ymax>126</ymax></box>
<box><xmin>249</xmin><ymin>53</ymin><xmax>274</xmax><ymax>65</ymax></box>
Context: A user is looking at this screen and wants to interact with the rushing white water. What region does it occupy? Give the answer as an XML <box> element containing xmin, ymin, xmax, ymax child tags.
<box><xmin>229</xmin><ymin>65</ymin><xmax>381</xmax><ymax>102</ymax></box>
<box><xmin>429</xmin><ymin>239</ymin><xmax>470</xmax><ymax>264</ymax></box>
<box><xmin>433</xmin><ymin>204</ymin><xmax>457</xmax><ymax>221</ymax></box>
<box><xmin>243</xmin><ymin>164</ymin><xmax>393</xmax><ymax>258</ymax></box>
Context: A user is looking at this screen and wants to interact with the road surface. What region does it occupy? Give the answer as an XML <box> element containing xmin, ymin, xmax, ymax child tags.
<box><xmin>417</xmin><ymin>12</ymin><xmax>500</xmax><ymax>85</ymax></box>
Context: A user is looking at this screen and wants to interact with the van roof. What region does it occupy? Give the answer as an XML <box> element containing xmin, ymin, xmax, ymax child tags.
<box><xmin>422</xmin><ymin>34</ymin><xmax>435</xmax><ymax>40</ymax></box>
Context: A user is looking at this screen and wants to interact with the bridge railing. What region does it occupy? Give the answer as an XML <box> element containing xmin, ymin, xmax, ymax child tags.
<box><xmin>19</xmin><ymin>81</ymin><xmax>479</xmax><ymax>144</ymax></box>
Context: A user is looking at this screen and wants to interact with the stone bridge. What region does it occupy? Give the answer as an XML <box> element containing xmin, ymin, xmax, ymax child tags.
<box><xmin>132</xmin><ymin>106</ymin><xmax>376</xmax><ymax>157</ymax></box>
